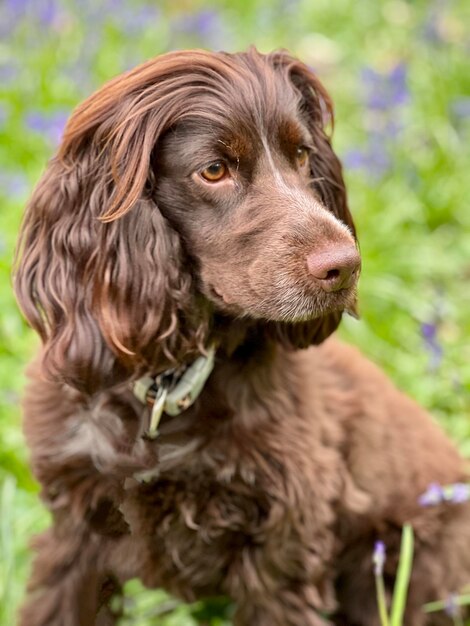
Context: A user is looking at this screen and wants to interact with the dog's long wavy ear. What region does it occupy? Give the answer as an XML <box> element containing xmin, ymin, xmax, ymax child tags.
<box><xmin>268</xmin><ymin>50</ymin><xmax>358</xmax><ymax>348</ymax></box>
<box><xmin>271</xmin><ymin>50</ymin><xmax>356</xmax><ymax>237</ymax></box>
<box><xmin>13</xmin><ymin>53</ymin><xmax>209</xmax><ymax>394</ymax></box>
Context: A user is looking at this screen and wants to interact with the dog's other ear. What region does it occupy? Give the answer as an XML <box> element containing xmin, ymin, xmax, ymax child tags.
<box><xmin>265</xmin><ymin>51</ymin><xmax>357</xmax><ymax>347</ymax></box>
<box><xmin>13</xmin><ymin>54</ymin><xmax>210</xmax><ymax>394</ymax></box>
<box><xmin>271</xmin><ymin>51</ymin><xmax>356</xmax><ymax>239</ymax></box>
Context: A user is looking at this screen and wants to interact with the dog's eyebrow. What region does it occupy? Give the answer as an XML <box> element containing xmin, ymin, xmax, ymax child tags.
<box><xmin>216</xmin><ymin>138</ymin><xmax>240</xmax><ymax>158</ymax></box>
<box><xmin>218</xmin><ymin>139</ymin><xmax>240</xmax><ymax>170</ymax></box>
<box><xmin>278</xmin><ymin>118</ymin><xmax>311</xmax><ymax>148</ymax></box>
<box><xmin>217</xmin><ymin>132</ymin><xmax>255</xmax><ymax>159</ymax></box>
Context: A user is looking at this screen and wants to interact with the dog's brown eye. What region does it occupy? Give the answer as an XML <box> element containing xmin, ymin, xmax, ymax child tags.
<box><xmin>296</xmin><ymin>146</ymin><xmax>309</xmax><ymax>168</ymax></box>
<box><xmin>200</xmin><ymin>162</ymin><xmax>227</xmax><ymax>182</ymax></box>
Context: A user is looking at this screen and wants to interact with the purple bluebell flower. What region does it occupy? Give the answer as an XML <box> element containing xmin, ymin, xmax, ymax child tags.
<box><xmin>111</xmin><ymin>4</ymin><xmax>160</xmax><ymax>34</ymax></box>
<box><xmin>382</xmin><ymin>118</ymin><xmax>405</xmax><ymax>140</ymax></box>
<box><xmin>4</xmin><ymin>0</ymin><xmax>30</xmax><ymax>19</ymax></box>
<box><xmin>421</xmin><ymin>322</ymin><xmax>437</xmax><ymax>341</ymax></box>
<box><xmin>1</xmin><ymin>0</ymin><xmax>34</xmax><ymax>38</ymax></box>
<box><xmin>0</xmin><ymin>171</ymin><xmax>29</xmax><ymax>198</ymax></box>
<box><xmin>388</xmin><ymin>64</ymin><xmax>409</xmax><ymax>106</ymax></box>
<box><xmin>188</xmin><ymin>10</ymin><xmax>219</xmax><ymax>38</ymax></box>
<box><xmin>39</xmin><ymin>0</ymin><xmax>57</xmax><ymax>25</ymax></box>
<box><xmin>342</xmin><ymin>149</ymin><xmax>366</xmax><ymax>171</ymax></box>
<box><xmin>0</xmin><ymin>62</ymin><xmax>18</xmax><ymax>84</ymax></box>
<box><xmin>347</xmin><ymin>61</ymin><xmax>409</xmax><ymax>181</ymax></box>
<box><xmin>420</xmin><ymin>321</ymin><xmax>443</xmax><ymax>371</ymax></box>
<box><xmin>25</xmin><ymin>110</ymin><xmax>69</xmax><ymax>145</ymax></box>
<box><xmin>418</xmin><ymin>483</ymin><xmax>444</xmax><ymax>506</ymax></box>
<box><xmin>442</xmin><ymin>483</ymin><xmax>470</xmax><ymax>504</ymax></box>
<box><xmin>172</xmin><ymin>9</ymin><xmax>229</xmax><ymax>50</ymax></box>
<box><xmin>361</xmin><ymin>68</ymin><xmax>386</xmax><ymax>110</ymax></box>
<box><xmin>373</xmin><ymin>540</ymin><xmax>386</xmax><ymax>576</ymax></box>
<box><xmin>2</xmin><ymin>0</ymin><xmax>59</xmax><ymax>31</ymax></box>
<box><xmin>419</xmin><ymin>482</ymin><xmax>470</xmax><ymax>506</ymax></box>
<box><xmin>343</xmin><ymin>142</ymin><xmax>392</xmax><ymax>180</ymax></box>
<box><xmin>361</xmin><ymin>63</ymin><xmax>409</xmax><ymax>112</ymax></box>
<box><xmin>444</xmin><ymin>593</ymin><xmax>459</xmax><ymax>618</ymax></box>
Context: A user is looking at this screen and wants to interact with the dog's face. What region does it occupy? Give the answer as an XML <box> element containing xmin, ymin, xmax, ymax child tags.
<box><xmin>15</xmin><ymin>49</ymin><xmax>360</xmax><ymax>390</ymax></box>
<box><xmin>154</xmin><ymin>56</ymin><xmax>359</xmax><ymax>323</ymax></box>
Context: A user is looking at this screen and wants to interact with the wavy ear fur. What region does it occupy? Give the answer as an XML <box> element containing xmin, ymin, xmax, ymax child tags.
<box><xmin>14</xmin><ymin>52</ymin><xmax>214</xmax><ymax>393</ymax></box>
<box><xmin>271</xmin><ymin>50</ymin><xmax>356</xmax><ymax>237</ymax></box>
<box><xmin>267</xmin><ymin>51</ymin><xmax>358</xmax><ymax>347</ymax></box>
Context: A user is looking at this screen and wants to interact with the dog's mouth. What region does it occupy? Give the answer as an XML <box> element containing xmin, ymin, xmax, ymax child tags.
<box><xmin>207</xmin><ymin>280</ymin><xmax>358</xmax><ymax>323</ymax></box>
<box><xmin>276</xmin><ymin>284</ymin><xmax>359</xmax><ymax>323</ymax></box>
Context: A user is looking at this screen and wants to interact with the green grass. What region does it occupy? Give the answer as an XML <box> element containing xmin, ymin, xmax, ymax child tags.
<box><xmin>1</xmin><ymin>0</ymin><xmax>469</xmax><ymax>624</ymax></box>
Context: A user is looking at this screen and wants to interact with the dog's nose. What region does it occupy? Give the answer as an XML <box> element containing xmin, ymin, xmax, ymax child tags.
<box><xmin>307</xmin><ymin>246</ymin><xmax>361</xmax><ymax>292</ymax></box>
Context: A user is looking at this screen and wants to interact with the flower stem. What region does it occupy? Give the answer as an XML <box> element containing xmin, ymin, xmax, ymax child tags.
<box><xmin>390</xmin><ymin>524</ymin><xmax>414</xmax><ymax>626</ymax></box>
<box><xmin>375</xmin><ymin>573</ymin><xmax>390</xmax><ymax>626</ymax></box>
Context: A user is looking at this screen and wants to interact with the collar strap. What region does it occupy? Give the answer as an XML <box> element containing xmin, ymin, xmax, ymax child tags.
<box><xmin>133</xmin><ymin>345</ymin><xmax>216</xmax><ymax>439</ymax></box>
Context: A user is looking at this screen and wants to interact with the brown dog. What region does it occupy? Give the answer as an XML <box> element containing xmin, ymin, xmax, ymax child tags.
<box><xmin>14</xmin><ymin>48</ymin><xmax>470</xmax><ymax>626</ymax></box>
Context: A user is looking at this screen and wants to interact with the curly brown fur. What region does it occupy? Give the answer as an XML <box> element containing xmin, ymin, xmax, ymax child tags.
<box><xmin>14</xmin><ymin>48</ymin><xmax>470</xmax><ymax>626</ymax></box>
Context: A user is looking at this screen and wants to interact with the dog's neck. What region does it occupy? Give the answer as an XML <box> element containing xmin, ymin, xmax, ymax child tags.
<box><xmin>132</xmin><ymin>321</ymin><xmax>298</xmax><ymax>480</ymax></box>
<box><xmin>133</xmin><ymin>315</ymin><xmax>306</xmax><ymax>439</ymax></box>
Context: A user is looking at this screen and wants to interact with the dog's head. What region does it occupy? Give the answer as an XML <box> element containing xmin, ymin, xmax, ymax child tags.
<box><xmin>14</xmin><ymin>49</ymin><xmax>359</xmax><ymax>392</ymax></box>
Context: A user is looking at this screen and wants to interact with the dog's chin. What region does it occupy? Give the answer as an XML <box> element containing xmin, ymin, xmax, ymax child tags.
<box><xmin>206</xmin><ymin>283</ymin><xmax>358</xmax><ymax>324</ymax></box>
<box><xmin>273</xmin><ymin>290</ymin><xmax>357</xmax><ymax>324</ymax></box>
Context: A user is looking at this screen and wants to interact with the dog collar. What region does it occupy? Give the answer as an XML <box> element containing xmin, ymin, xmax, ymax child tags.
<box><xmin>132</xmin><ymin>345</ymin><xmax>216</xmax><ymax>439</ymax></box>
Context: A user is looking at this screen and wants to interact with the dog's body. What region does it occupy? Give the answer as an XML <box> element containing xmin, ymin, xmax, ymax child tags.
<box><xmin>14</xmin><ymin>49</ymin><xmax>469</xmax><ymax>625</ymax></box>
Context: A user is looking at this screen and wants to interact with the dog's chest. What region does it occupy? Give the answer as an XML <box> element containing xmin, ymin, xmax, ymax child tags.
<box><xmin>124</xmin><ymin>414</ymin><xmax>341</xmax><ymax>598</ymax></box>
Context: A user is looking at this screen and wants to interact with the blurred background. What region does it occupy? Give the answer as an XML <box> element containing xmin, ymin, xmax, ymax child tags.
<box><xmin>0</xmin><ymin>0</ymin><xmax>469</xmax><ymax>623</ymax></box>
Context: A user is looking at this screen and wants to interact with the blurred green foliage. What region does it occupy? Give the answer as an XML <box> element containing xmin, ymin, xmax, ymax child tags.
<box><xmin>0</xmin><ymin>0</ymin><xmax>469</xmax><ymax>623</ymax></box>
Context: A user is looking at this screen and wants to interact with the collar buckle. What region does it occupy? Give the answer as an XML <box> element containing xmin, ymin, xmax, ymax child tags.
<box><xmin>133</xmin><ymin>345</ymin><xmax>216</xmax><ymax>439</ymax></box>
<box><xmin>146</xmin><ymin>384</ymin><xmax>169</xmax><ymax>439</ymax></box>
